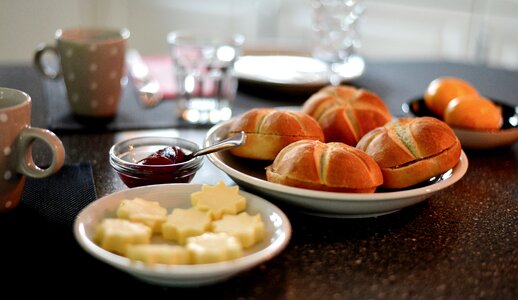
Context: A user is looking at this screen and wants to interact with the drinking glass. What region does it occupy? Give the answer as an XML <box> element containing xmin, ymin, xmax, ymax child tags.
<box><xmin>168</xmin><ymin>30</ymin><xmax>244</xmax><ymax>125</ymax></box>
<box><xmin>312</xmin><ymin>0</ymin><xmax>366</xmax><ymax>84</ymax></box>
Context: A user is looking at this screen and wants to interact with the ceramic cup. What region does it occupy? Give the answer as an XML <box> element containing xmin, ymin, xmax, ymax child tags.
<box><xmin>0</xmin><ymin>87</ymin><xmax>65</xmax><ymax>212</ymax></box>
<box><xmin>34</xmin><ymin>28</ymin><xmax>130</xmax><ymax>118</ymax></box>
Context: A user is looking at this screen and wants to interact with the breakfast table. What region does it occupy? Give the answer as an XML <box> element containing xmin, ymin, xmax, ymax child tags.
<box><xmin>0</xmin><ymin>60</ymin><xmax>516</xmax><ymax>299</ymax></box>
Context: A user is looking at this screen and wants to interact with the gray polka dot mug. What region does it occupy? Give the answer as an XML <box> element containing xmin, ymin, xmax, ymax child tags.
<box><xmin>34</xmin><ymin>28</ymin><xmax>130</xmax><ymax>118</ymax></box>
<box><xmin>0</xmin><ymin>87</ymin><xmax>65</xmax><ymax>212</ymax></box>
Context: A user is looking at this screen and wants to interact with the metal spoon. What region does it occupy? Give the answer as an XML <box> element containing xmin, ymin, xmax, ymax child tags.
<box><xmin>126</xmin><ymin>49</ymin><xmax>164</xmax><ymax>108</ymax></box>
<box><xmin>138</xmin><ymin>80</ymin><xmax>163</xmax><ymax>107</ymax></box>
<box><xmin>187</xmin><ymin>131</ymin><xmax>246</xmax><ymax>159</ymax></box>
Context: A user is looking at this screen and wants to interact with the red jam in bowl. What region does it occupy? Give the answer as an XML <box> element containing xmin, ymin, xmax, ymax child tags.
<box><xmin>110</xmin><ymin>139</ymin><xmax>202</xmax><ymax>188</ymax></box>
<box><xmin>118</xmin><ymin>168</ymin><xmax>196</xmax><ymax>188</ymax></box>
<box><xmin>137</xmin><ymin>146</ymin><xmax>188</xmax><ymax>166</ymax></box>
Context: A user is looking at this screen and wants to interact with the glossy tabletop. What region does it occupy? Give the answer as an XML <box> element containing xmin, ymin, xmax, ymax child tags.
<box><xmin>0</xmin><ymin>61</ymin><xmax>516</xmax><ymax>298</ymax></box>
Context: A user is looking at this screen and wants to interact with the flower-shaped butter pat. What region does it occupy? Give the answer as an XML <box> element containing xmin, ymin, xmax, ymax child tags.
<box><xmin>117</xmin><ymin>198</ymin><xmax>167</xmax><ymax>233</ymax></box>
<box><xmin>186</xmin><ymin>232</ymin><xmax>243</xmax><ymax>264</ymax></box>
<box><xmin>94</xmin><ymin>218</ymin><xmax>152</xmax><ymax>255</ymax></box>
<box><xmin>211</xmin><ymin>212</ymin><xmax>265</xmax><ymax>248</ymax></box>
<box><xmin>191</xmin><ymin>181</ymin><xmax>246</xmax><ymax>220</ymax></box>
<box><xmin>126</xmin><ymin>244</ymin><xmax>191</xmax><ymax>265</ymax></box>
<box><xmin>162</xmin><ymin>208</ymin><xmax>211</xmax><ymax>244</ymax></box>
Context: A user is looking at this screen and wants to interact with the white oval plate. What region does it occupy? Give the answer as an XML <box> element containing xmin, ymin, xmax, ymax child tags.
<box><xmin>204</xmin><ymin>120</ymin><xmax>469</xmax><ymax>218</ymax></box>
<box><xmin>74</xmin><ymin>183</ymin><xmax>291</xmax><ymax>287</ymax></box>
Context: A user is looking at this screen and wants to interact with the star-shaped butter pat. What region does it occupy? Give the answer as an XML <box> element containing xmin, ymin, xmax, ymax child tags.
<box><xmin>116</xmin><ymin>198</ymin><xmax>167</xmax><ymax>233</ymax></box>
<box><xmin>94</xmin><ymin>218</ymin><xmax>152</xmax><ymax>255</ymax></box>
<box><xmin>126</xmin><ymin>244</ymin><xmax>191</xmax><ymax>265</ymax></box>
<box><xmin>191</xmin><ymin>181</ymin><xmax>246</xmax><ymax>220</ymax></box>
<box><xmin>186</xmin><ymin>232</ymin><xmax>243</xmax><ymax>264</ymax></box>
<box><xmin>162</xmin><ymin>208</ymin><xmax>211</xmax><ymax>244</ymax></box>
<box><xmin>211</xmin><ymin>212</ymin><xmax>265</xmax><ymax>248</ymax></box>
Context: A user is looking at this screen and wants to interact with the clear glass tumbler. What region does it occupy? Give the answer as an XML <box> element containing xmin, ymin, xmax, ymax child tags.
<box><xmin>168</xmin><ymin>30</ymin><xmax>245</xmax><ymax>125</ymax></box>
<box><xmin>312</xmin><ymin>0</ymin><xmax>366</xmax><ymax>83</ymax></box>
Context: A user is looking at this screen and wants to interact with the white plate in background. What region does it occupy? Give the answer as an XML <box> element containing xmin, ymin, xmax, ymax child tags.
<box><xmin>235</xmin><ymin>55</ymin><xmax>330</xmax><ymax>87</ymax></box>
<box><xmin>235</xmin><ymin>55</ymin><xmax>365</xmax><ymax>92</ymax></box>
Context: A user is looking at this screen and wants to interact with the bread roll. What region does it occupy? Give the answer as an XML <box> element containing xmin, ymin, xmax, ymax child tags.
<box><xmin>302</xmin><ymin>85</ymin><xmax>391</xmax><ymax>146</ymax></box>
<box><xmin>228</xmin><ymin>108</ymin><xmax>325</xmax><ymax>160</ymax></box>
<box><xmin>356</xmin><ymin>117</ymin><xmax>461</xmax><ymax>189</ymax></box>
<box><xmin>424</xmin><ymin>77</ymin><xmax>479</xmax><ymax>117</ymax></box>
<box><xmin>266</xmin><ymin>140</ymin><xmax>383</xmax><ymax>193</ymax></box>
<box><xmin>444</xmin><ymin>94</ymin><xmax>502</xmax><ymax>130</ymax></box>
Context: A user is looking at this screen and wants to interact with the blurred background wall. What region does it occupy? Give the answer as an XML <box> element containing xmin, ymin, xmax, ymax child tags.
<box><xmin>1</xmin><ymin>0</ymin><xmax>517</xmax><ymax>70</ymax></box>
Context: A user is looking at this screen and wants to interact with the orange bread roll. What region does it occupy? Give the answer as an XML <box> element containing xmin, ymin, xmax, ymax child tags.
<box><xmin>266</xmin><ymin>140</ymin><xmax>383</xmax><ymax>193</ymax></box>
<box><xmin>356</xmin><ymin>117</ymin><xmax>461</xmax><ymax>189</ymax></box>
<box><xmin>302</xmin><ymin>85</ymin><xmax>391</xmax><ymax>146</ymax></box>
<box><xmin>228</xmin><ymin>108</ymin><xmax>325</xmax><ymax>160</ymax></box>
<box><xmin>444</xmin><ymin>95</ymin><xmax>502</xmax><ymax>130</ymax></box>
<box><xmin>424</xmin><ymin>77</ymin><xmax>479</xmax><ymax>117</ymax></box>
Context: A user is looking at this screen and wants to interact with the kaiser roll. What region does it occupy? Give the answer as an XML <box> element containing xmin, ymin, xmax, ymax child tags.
<box><xmin>424</xmin><ymin>77</ymin><xmax>479</xmax><ymax>117</ymax></box>
<box><xmin>228</xmin><ymin>108</ymin><xmax>325</xmax><ymax>160</ymax></box>
<box><xmin>444</xmin><ymin>94</ymin><xmax>502</xmax><ymax>130</ymax></box>
<box><xmin>266</xmin><ymin>140</ymin><xmax>383</xmax><ymax>193</ymax></box>
<box><xmin>356</xmin><ymin>117</ymin><xmax>461</xmax><ymax>189</ymax></box>
<box><xmin>302</xmin><ymin>85</ymin><xmax>391</xmax><ymax>146</ymax></box>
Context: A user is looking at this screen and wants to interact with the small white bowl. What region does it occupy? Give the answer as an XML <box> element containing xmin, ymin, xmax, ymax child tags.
<box><xmin>74</xmin><ymin>183</ymin><xmax>291</xmax><ymax>287</ymax></box>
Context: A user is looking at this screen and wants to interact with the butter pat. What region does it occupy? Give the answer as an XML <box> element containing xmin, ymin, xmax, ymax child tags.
<box><xmin>94</xmin><ymin>218</ymin><xmax>152</xmax><ymax>255</ymax></box>
<box><xmin>187</xmin><ymin>232</ymin><xmax>243</xmax><ymax>264</ymax></box>
<box><xmin>126</xmin><ymin>244</ymin><xmax>191</xmax><ymax>265</ymax></box>
<box><xmin>117</xmin><ymin>198</ymin><xmax>167</xmax><ymax>233</ymax></box>
<box><xmin>212</xmin><ymin>212</ymin><xmax>265</xmax><ymax>248</ymax></box>
<box><xmin>162</xmin><ymin>208</ymin><xmax>211</xmax><ymax>244</ymax></box>
<box><xmin>191</xmin><ymin>181</ymin><xmax>246</xmax><ymax>220</ymax></box>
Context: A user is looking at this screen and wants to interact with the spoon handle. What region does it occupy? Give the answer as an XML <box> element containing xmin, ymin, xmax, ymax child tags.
<box><xmin>192</xmin><ymin>131</ymin><xmax>246</xmax><ymax>158</ymax></box>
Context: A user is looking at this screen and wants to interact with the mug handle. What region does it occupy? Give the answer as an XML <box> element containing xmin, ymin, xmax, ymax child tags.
<box><xmin>16</xmin><ymin>127</ymin><xmax>65</xmax><ymax>178</ymax></box>
<box><xmin>34</xmin><ymin>43</ymin><xmax>62</xmax><ymax>80</ymax></box>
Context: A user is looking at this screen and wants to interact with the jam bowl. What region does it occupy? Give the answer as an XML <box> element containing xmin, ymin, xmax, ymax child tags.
<box><xmin>109</xmin><ymin>136</ymin><xmax>203</xmax><ymax>188</ymax></box>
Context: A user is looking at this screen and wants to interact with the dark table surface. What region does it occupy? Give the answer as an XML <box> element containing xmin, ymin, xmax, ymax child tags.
<box><xmin>0</xmin><ymin>60</ymin><xmax>517</xmax><ymax>298</ymax></box>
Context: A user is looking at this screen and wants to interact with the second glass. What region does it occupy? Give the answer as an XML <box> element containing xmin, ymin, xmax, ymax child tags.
<box><xmin>167</xmin><ymin>30</ymin><xmax>244</xmax><ymax>125</ymax></box>
<box><xmin>312</xmin><ymin>0</ymin><xmax>366</xmax><ymax>84</ymax></box>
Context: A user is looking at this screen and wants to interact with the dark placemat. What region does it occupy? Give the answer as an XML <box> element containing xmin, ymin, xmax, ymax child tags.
<box><xmin>0</xmin><ymin>162</ymin><xmax>100</xmax><ymax>292</ymax></box>
<box><xmin>41</xmin><ymin>76</ymin><xmax>300</xmax><ymax>133</ymax></box>
<box><xmin>18</xmin><ymin>161</ymin><xmax>97</xmax><ymax>228</ymax></box>
<box><xmin>42</xmin><ymin>77</ymin><xmax>184</xmax><ymax>132</ymax></box>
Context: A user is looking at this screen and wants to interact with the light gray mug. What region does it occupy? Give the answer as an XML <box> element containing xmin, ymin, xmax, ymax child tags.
<box><xmin>34</xmin><ymin>28</ymin><xmax>130</xmax><ymax>118</ymax></box>
<box><xmin>0</xmin><ymin>87</ymin><xmax>65</xmax><ymax>212</ymax></box>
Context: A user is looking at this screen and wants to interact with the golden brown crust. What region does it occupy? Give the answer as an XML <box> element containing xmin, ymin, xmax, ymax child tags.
<box><xmin>228</xmin><ymin>108</ymin><xmax>325</xmax><ymax>160</ymax></box>
<box><xmin>302</xmin><ymin>85</ymin><xmax>391</xmax><ymax>146</ymax></box>
<box><xmin>424</xmin><ymin>77</ymin><xmax>479</xmax><ymax>117</ymax></box>
<box><xmin>356</xmin><ymin>117</ymin><xmax>462</xmax><ymax>189</ymax></box>
<box><xmin>265</xmin><ymin>140</ymin><xmax>383</xmax><ymax>193</ymax></box>
<box><xmin>380</xmin><ymin>142</ymin><xmax>461</xmax><ymax>189</ymax></box>
<box><xmin>444</xmin><ymin>95</ymin><xmax>502</xmax><ymax>130</ymax></box>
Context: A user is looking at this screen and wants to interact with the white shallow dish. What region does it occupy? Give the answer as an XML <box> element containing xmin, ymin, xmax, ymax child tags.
<box><xmin>451</xmin><ymin>127</ymin><xmax>518</xmax><ymax>149</ymax></box>
<box><xmin>204</xmin><ymin>120</ymin><xmax>469</xmax><ymax>218</ymax></box>
<box><xmin>74</xmin><ymin>183</ymin><xmax>292</xmax><ymax>287</ymax></box>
